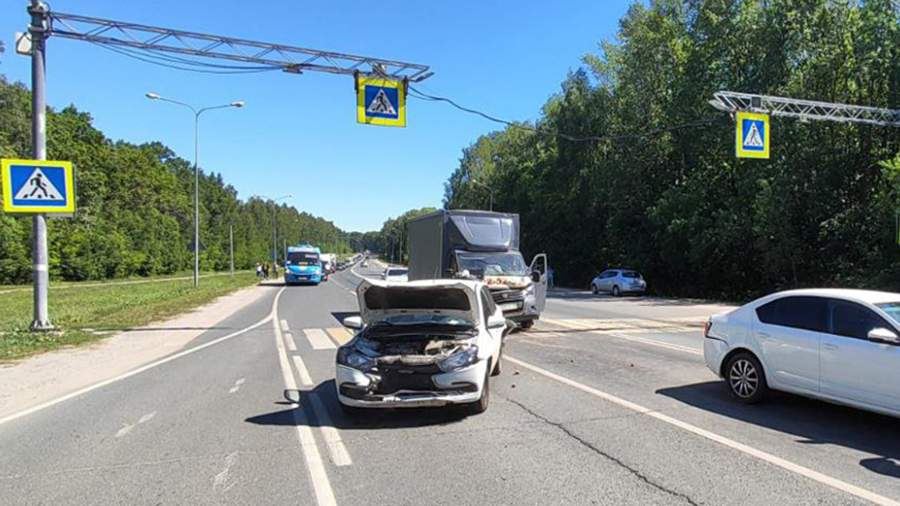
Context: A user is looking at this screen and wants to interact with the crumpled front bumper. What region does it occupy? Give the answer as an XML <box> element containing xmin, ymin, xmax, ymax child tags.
<box><xmin>335</xmin><ymin>360</ymin><xmax>487</xmax><ymax>408</ymax></box>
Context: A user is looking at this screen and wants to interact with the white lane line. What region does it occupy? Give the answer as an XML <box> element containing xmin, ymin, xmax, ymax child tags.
<box><xmin>292</xmin><ymin>355</ymin><xmax>314</xmax><ymax>387</ymax></box>
<box><xmin>545</xmin><ymin>318</ymin><xmax>700</xmax><ymax>356</ymax></box>
<box><xmin>505</xmin><ymin>355</ymin><xmax>900</xmax><ymax>506</ymax></box>
<box><xmin>212</xmin><ymin>451</ymin><xmax>238</xmax><ymax>492</ymax></box>
<box><xmin>229</xmin><ymin>378</ymin><xmax>245</xmax><ymax>394</ymax></box>
<box><xmin>115</xmin><ymin>411</ymin><xmax>156</xmax><ymax>438</ymax></box>
<box><xmin>271</xmin><ymin>287</ymin><xmax>337</xmax><ymax>506</ymax></box>
<box><xmin>280</xmin><ymin>319</ymin><xmax>290</xmax><ymax>332</ymax></box>
<box><xmin>303</xmin><ymin>328</ymin><xmax>336</xmax><ymax>350</ymax></box>
<box><xmin>308</xmin><ymin>394</ymin><xmax>353</xmax><ymax>467</ymax></box>
<box><xmin>0</xmin><ymin>314</ymin><xmax>272</xmax><ymax>428</ymax></box>
<box><xmin>285</xmin><ymin>332</ymin><xmax>297</xmax><ymax>352</ymax></box>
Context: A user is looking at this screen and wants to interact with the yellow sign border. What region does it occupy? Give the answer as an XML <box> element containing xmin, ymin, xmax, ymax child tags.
<box><xmin>1</xmin><ymin>158</ymin><xmax>76</xmax><ymax>214</ymax></box>
<box><xmin>356</xmin><ymin>75</ymin><xmax>406</xmax><ymax>127</ymax></box>
<box><xmin>735</xmin><ymin>111</ymin><xmax>770</xmax><ymax>159</ymax></box>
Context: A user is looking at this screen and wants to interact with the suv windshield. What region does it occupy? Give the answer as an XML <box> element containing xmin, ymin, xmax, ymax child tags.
<box><xmin>456</xmin><ymin>251</ymin><xmax>528</xmax><ymax>276</ymax></box>
<box><xmin>288</xmin><ymin>252</ymin><xmax>319</xmax><ymax>265</ymax></box>
<box><xmin>875</xmin><ymin>302</ymin><xmax>900</xmax><ymax>327</ymax></box>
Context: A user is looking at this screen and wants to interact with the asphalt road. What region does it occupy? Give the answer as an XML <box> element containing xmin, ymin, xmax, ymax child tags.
<box><xmin>1</xmin><ymin>261</ymin><xmax>899</xmax><ymax>505</ymax></box>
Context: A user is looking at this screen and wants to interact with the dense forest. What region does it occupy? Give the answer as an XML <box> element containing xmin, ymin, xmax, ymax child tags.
<box><xmin>346</xmin><ymin>206</ymin><xmax>437</xmax><ymax>262</ymax></box>
<box><xmin>443</xmin><ymin>0</ymin><xmax>899</xmax><ymax>299</ymax></box>
<box><xmin>0</xmin><ymin>75</ymin><xmax>351</xmax><ymax>284</ymax></box>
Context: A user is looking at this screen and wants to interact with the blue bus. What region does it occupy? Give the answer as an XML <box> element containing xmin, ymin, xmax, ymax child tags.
<box><xmin>284</xmin><ymin>244</ymin><xmax>323</xmax><ymax>285</ymax></box>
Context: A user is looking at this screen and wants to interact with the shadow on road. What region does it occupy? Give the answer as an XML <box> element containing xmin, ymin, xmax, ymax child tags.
<box><xmin>245</xmin><ymin>380</ymin><xmax>470</xmax><ymax>430</ymax></box>
<box><xmin>656</xmin><ymin>381</ymin><xmax>900</xmax><ymax>479</ymax></box>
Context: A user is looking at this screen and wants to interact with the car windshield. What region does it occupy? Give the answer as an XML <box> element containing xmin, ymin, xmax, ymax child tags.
<box><xmin>875</xmin><ymin>302</ymin><xmax>900</xmax><ymax>326</ymax></box>
<box><xmin>456</xmin><ymin>252</ymin><xmax>528</xmax><ymax>276</ymax></box>
<box><xmin>387</xmin><ymin>269</ymin><xmax>408</xmax><ymax>276</ymax></box>
<box><xmin>287</xmin><ymin>252</ymin><xmax>319</xmax><ymax>265</ymax></box>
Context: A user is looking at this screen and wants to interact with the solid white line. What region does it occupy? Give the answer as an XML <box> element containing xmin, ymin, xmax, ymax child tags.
<box><xmin>271</xmin><ymin>288</ymin><xmax>337</xmax><ymax>506</ymax></box>
<box><xmin>285</xmin><ymin>332</ymin><xmax>297</xmax><ymax>352</ymax></box>
<box><xmin>304</xmin><ymin>329</ymin><xmax>336</xmax><ymax>350</ymax></box>
<box><xmin>280</xmin><ymin>319</ymin><xmax>290</xmax><ymax>332</ymax></box>
<box><xmin>504</xmin><ymin>355</ymin><xmax>900</xmax><ymax>506</ymax></box>
<box><xmin>0</xmin><ymin>312</ymin><xmax>273</xmax><ymax>427</ymax></box>
<box><xmin>292</xmin><ymin>355</ymin><xmax>313</xmax><ymax>387</ymax></box>
<box><xmin>308</xmin><ymin>393</ymin><xmax>353</xmax><ymax>467</ymax></box>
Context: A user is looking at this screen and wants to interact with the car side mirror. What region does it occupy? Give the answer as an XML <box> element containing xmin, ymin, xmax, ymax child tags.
<box><xmin>867</xmin><ymin>327</ymin><xmax>900</xmax><ymax>344</ymax></box>
<box><xmin>283</xmin><ymin>389</ymin><xmax>301</xmax><ymax>404</ymax></box>
<box><xmin>487</xmin><ymin>314</ymin><xmax>506</xmax><ymax>329</ymax></box>
<box><xmin>342</xmin><ymin>316</ymin><xmax>363</xmax><ymax>329</ymax></box>
<box><xmin>531</xmin><ymin>270</ymin><xmax>541</xmax><ymax>283</ymax></box>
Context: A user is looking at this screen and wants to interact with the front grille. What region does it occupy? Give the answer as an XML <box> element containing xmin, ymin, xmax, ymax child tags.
<box><xmin>491</xmin><ymin>289</ymin><xmax>524</xmax><ymax>303</ymax></box>
<box><xmin>373</xmin><ymin>363</ymin><xmax>440</xmax><ymax>394</ymax></box>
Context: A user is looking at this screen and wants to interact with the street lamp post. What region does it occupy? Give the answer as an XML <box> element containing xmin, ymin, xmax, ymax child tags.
<box><xmin>471</xmin><ymin>178</ymin><xmax>494</xmax><ymax>211</ymax></box>
<box><xmin>146</xmin><ymin>92</ymin><xmax>244</xmax><ymax>287</ymax></box>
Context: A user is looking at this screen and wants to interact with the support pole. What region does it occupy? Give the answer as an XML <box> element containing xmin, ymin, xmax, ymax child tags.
<box><xmin>193</xmin><ymin>113</ymin><xmax>200</xmax><ymax>287</ymax></box>
<box><xmin>272</xmin><ymin>204</ymin><xmax>277</xmax><ymax>277</ymax></box>
<box><xmin>229</xmin><ymin>224</ymin><xmax>234</xmax><ymax>276</ymax></box>
<box><xmin>29</xmin><ymin>1</ymin><xmax>52</xmax><ymax>331</ymax></box>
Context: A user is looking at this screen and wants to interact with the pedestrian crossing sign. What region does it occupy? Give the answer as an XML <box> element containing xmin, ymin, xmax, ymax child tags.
<box><xmin>356</xmin><ymin>74</ymin><xmax>406</xmax><ymax>127</ymax></box>
<box><xmin>735</xmin><ymin>111</ymin><xmax>770</xmax><ymax>159</ymax></box>
<box><xmin>1</xmin><ymin>158</ymin><xmax>75</xmax><ymax>214</ymax></box>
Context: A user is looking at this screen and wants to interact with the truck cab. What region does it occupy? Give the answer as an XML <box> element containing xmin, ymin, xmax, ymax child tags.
<box><xmin>284</xmin><ymin>244</ymin><xmax>323</xmax><ymax>285</ymax></box>
<box><xmin>407</xmin><ymin>210</ymin><xmax>547</xmax><ymax>328</ymax></box>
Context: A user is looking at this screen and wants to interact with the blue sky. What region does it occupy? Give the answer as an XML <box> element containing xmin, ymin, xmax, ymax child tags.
<box><xmin>1</xmin><ymin>1</ymin><xmax>630</xmax><ymax>231</ymax></box>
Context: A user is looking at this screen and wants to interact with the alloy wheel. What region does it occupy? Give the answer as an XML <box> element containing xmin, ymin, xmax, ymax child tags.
<box><xmin>728</xmin><ymin>358</ymin><xmax>759</xmax><ymax>399</ymax></box>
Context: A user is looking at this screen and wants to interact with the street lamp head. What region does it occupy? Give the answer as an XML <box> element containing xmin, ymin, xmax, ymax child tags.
<box><xmin>231</xmin><ymin>100</ymin><xmax>245</xmax><ymax>108</ymax></box>
<box><xmin>146</xmin><ymin>92</ymin><xmax>161</xmax><ymax>100</ymax></box>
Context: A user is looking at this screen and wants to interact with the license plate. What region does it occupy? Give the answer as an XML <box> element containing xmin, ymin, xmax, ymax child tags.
<box><xmin>499</xmin><ymin>302</ymin><xmax>521</xmax><ymax>311</ymax></box>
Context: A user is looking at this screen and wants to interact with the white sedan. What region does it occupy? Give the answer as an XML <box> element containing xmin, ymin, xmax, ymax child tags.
<box><xmin>382</xmin><ymin>267</ymin><xmax>408</xmax><ymax>283</ymax></box>
<box><xmin>336</xmin><ymin>278</ymin><xmax>508</xmax><ymax>415</ymax></box>
<box><xmin>704</xmin><ymin>288</ymin><xmax>900</xmax><ymax>417</ymax></box>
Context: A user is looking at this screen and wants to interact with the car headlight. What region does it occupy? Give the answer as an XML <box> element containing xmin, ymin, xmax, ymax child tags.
<box><xmin>337</xmin><ymin>347</ymin><xmax>375</xmax><ymax>371</ymax></box>
<box><xmin>525</xmin><ymin>283</ymin><xmax>535</xmax><ymax>295</ymax></box>
<box><xmin>438</xmin><ymin>345</ymin><xmax>479</xmax><ymax>372</ymax></box>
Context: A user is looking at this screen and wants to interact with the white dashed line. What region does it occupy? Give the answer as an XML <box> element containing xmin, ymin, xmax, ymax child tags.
<box><xmin>505</xmin><ymin>355</ymin><xmax>900</xmax><ymax>506</ymax></box>
<box><xmin>280</xmin><ymin>319</ymin><xmax>290</xmax><ymax>332</ymax></box>
<box><xmin>308</xmin><ymin>393</ymin><xmax>352</xmax><ymax>466</ymax></box>
<box><xmin>285</xmin><ymin>332</ymin><xmax>297</xmax><ymax>351</ymax></box>
<box><xmin>292</xmin><ymin>355</ymin><xmax>313</xmax><ymax>387</ymax></box>
<box><xmin>303</xmin><ymin>328</ymin><xmax>336</xmax><ymax>350</ymax></box>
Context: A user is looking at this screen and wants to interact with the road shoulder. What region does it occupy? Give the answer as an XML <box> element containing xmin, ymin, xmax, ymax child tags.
<box><xmin>0</xmin><ymin>284</ymin><xmax>272</xmax><ymax>420</ymax></box>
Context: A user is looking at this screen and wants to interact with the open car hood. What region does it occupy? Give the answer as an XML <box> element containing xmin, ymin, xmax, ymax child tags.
<box><xmin>356</xmin><ymin>279</ymin><xmax>480</xmax><ymax>326</ymax></box>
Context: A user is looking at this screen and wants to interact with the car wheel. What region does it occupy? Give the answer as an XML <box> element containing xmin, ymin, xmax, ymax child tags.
<box><xmin>612</xmin><ymin>285</ymin><xmax>620</xmax><ymax>297</ymax></box>
<box><xmin>725</xmin><ymin>352</ymin><xmax>768</xmax><ymax>404</ymax></box>
<box><xmin>491</xmin><ymin>355</ymin><xmax>502</xmax><ymax>376</ymax></box>
<box><xmin>519</xmin><ymin>319</ymin><xmax>534</xmax><ymax>330</ymax></box>
<box><xmin>591</xmin><ymin>283</ymin><xmax>599</xmax><ymax>294</ymax></box>
<box><xmin>467</xmin><ymin>360</ymin><xmax>491</xmax><ymax>415</ymax></box>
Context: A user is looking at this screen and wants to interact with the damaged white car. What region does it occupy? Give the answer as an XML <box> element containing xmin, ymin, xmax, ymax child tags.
<box><xmin>336</xmin><ymin>278</ymin><xmax>509</xmax><ymax>415</ymax></box>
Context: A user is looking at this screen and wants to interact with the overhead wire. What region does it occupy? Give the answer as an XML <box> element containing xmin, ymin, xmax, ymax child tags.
<box><xmin>407</xmin><ymin>84</ymin><xmax>724</xmax><ymax>144</ymax></box>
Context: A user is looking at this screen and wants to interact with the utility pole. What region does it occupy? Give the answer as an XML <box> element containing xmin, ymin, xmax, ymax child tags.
<box><xmin>28</xmin><ymin>1</ymin><xmax>52</xmax><ymax>330</ymax></box>
<box><xmin>229</xmin><ymin>224</ymin><xmax>234</xmax><ymax>276</ymax></box>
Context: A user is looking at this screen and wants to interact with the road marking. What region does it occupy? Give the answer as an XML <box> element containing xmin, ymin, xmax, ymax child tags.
<box><xmin>304</xmin><ymin>328</ymin><xmax>336</xmax><ymax>350</ymax></box>
<box><xmin>212</xmin><ymin>451</ymin><xmax>238</xmax><ymax>492</ymax></box>
<box><xmin>271</xmin><ymin>287</ymin><xmax>337</xmax><ymax>506</ymax></box>
<box><xmin>326</xmin><ymin>327</ymin><xmax>352</xmax><ymax>346</ymax></box>
<box><xmin>280</xmin><ymin>319</ymin><xmax>290</xmax><ymax>332</ymax></box>
<box><xmin>544</xmin><ymin>318</ymin><xmax>700</xmax><ymax>356</ymax></box>
<box><xmin>0</xmin><ymin>314</ymin><xmax>272</xmax><ymax>428</ymax></box>
<box><xmin>285</xmin><ymin>332</ymin><xmax>297</xmax><ymax>352</ymax></box>
<box><xmin>229</xmin><ymin>378</ymin><xmax>245</xmax><ymax>394</ymax></box>
<box><xmin>504</xmin><ymin>355</ymin><xmax>900</xmax><ymax>506</ymax></box>
<box><xmin>115</xmin><ymin>411</ymin><xmax>156</xmax><ymax>438</ymax></box>
<box><xmin>308</xmin><ymin>393</ymin><xmax>353</xmax><ymax>467</ymax></box>
<box><xmin>292</xmin><ymin>355</ymin><xmax>314</xmax><ymax>387</ymax></box>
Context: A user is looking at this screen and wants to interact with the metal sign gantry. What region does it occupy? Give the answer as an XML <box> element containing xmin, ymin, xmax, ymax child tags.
<box><xmin>17</xmin><ymin>1</ymin><xmax>432</xmax><ymax>330</ymax></box>
<box><xmin>47</xmin><ymin>11</ymin><xmax>433</xmax><ymax>82</ymax></box>
<box><xmin>709</xmin><ymin>91</ymin><xmax>900</xmax><ymax>127</ymax></box>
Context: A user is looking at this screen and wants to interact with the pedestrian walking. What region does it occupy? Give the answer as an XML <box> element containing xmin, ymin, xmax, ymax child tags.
<box><xmin>263</xmin><ymin>262</ymin><xmax>270</xmax><ymax>279</ymax></box>
<box><xmin>256</xmin><ymin>262</ymin><xmax>263</xmax><ymax>279</ymax></box>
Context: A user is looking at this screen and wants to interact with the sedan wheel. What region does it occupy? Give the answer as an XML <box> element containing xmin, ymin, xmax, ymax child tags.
<box><xmin>591</xmin><ymin>283</ymin><xmax>599</xmax><ymax>295</ymax></box>
<box><xmin>612</xmin><ymin>285</ymin><xmax>620</xmax><ymax>297</ymax></box>
<box><xmin>726</xmin><ymin>353</ymin><xmax>768</xmax><ymax>404</ymax></box>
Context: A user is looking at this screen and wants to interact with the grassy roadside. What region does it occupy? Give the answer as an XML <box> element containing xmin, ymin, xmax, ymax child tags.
<box><xmin>0</xmin><ymin>271</ymin><xmax>259</xmax><ymax>362</ymax></box>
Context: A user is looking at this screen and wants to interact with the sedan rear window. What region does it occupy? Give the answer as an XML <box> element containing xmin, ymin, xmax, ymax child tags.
<box><xmin>622</xmin><ymin>271</ymin><xmax>642</xmax><ymax>279</ymax></box>
<box><xmin>387</xmin><ymin>269</ymin><xmax>408</xmax><ymax>276</ymax></box>
<box><xmin>756</xmin><ymin>296</ymin><xmax>828</xmax><ymax>332</ymax></box>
